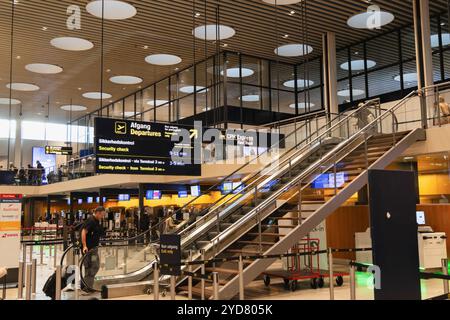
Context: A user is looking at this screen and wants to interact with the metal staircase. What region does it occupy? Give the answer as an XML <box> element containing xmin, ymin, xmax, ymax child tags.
<box><xmin>175</xmin><ymin>93</ymin><xmax>426</xmax><ymax>299</ymax></box>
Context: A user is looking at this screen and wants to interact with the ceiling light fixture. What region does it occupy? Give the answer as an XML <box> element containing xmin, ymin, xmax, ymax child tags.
<box><xmin>51</xmin><ymin>37</ymin><xmax>94</xmax><ymax>51</ymax></box>
<box><xmin>263</xmin><ymin>0</ymin><xmax>302</xmax><ymax>4</ymax></box>
<box><xmin>82</xmin><ymin>92</ymin><xmax>112</xmax><ymax>99</ymax></box>
<box><xmin>283</xmin><ymin>79</ymin><xmax>314</xmax><ymax>88</ymax></box>
<box><xmin>60</xmin><ymin>105</ymin><xmax>87</xmax><ymax>111</ymax></box>
<box><xmin>110</xmin><ymin>75</ymin><xmax>143</xmax><ymax>85</ymax></box>
<box><xmin>239</xmin><ymin>95</ymin><xmax>260</xmax><ymax>102</ymax></box>
<box><xmin>147</xmin><ymin>100</ymin><xmax>169</xmax><ymax>107</ymax></box>
<box><xmin>347</xmin><ymin>10</ymin><xmax>395</xmax><ymax>29</ymax></box>
<box><xmin>0</xmin><ymin>98</ymin><xmax>21</xmax><ymax>105</ymax></box>
<box><xmin>340</xmin><ymin>59</ymin><xmax>376</xmax><ymax>71</ymax></box>
<box><xmin>221</xmin><ymin>68</ymin><xmax>254</xmax><ymax>78</ymax></box>
<box><xmin>86</xmin><ymin>0</ymin><xmax>137</xmax><ymax>20</ymax></box>
<box><xmin>394</xmin><ymin>73</ymin><xmax>418</xmax><ymax>83</ymax></box>
<box><xmin>179</xmin><ymin>86</ymin><xmax>208</xmax><ymax>94</ymax></box>
<box><xmin>337</xmin><ymin>89</ymin><xmax>365</xmax><ymax>97</ymax></box>
<box><xmin>193</xmin><ymin>25</ymin><xmax>236</xmax><ymax>41</ymax></box>
<box><xmin>289</xmin><ymin>102</ymin><xmax>316</xmax><ymax>109</ymax></box>
<box><xmin>275</xmin><ymin>44</ymin><xmax>313</xmax><ymax>57</ymax></box>
<box><xmin>7</xmin><ymin>83</ymin><xmax>40</xmax><ymax>91</ymax></box>
<box><xmin>25</xmin><ymin>63</ymin><xmax>63</xmax><ymax>74</ymax></box>
<box><xmin>431</xmin><ymin>33</ymin><xmax>450</xmax><ymax>48</ymax></box>
<box><xmin>145</xmin><ymin>54</ymin><xmax>182</xmax><ymax>66</ymax></box>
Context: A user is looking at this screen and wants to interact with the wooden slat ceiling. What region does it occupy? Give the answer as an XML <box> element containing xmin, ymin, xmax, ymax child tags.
<box><xmin>0</xmin><ymin>0</ymin><xmax>448</xmax><ymax>123</ymax></box>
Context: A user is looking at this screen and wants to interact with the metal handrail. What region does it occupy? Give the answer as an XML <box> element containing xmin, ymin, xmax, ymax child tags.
<box><xmin>209</xmin><ymin>90</ymin><xmax>417</xmax><ymax>246</ymax></box>
<box><xmin>182</xmin><ymin>100</ymin><xmax>382</xmax><ymax>241</ymax></box>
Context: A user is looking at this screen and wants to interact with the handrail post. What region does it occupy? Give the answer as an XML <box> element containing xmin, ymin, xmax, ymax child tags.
<box><xmin>39</xmin><ymin>244</ymin><xmax>44</xmax><ymax>265</ymax></box>
<box><xmin>153</xmin><ymin>262</ymin><xmax>159</xmax><ymax>300</ymax></box>
<box><xmin>238</xmin><ymin>255</ymin><xmax>244</xmax><ymax>300</ymax></box>
<box><xmin>420</xmin><ymin>89</ymin><xmax>428</xmax><ymax>129</ymax></box>
<box><xmin>25</xmin><ymin>263</ymin><xmax>32</xmax><ymax>300</ymax></box>
<box><xmin>201</xmin><ymin>250</ymin><xmax>205</xmax><ymax>300</ymax></box>
<box><xmin>349</xmin><ymin>262</ymin><xmax>356</xmax><ymax>300</ymax></box>
<box><xmin>74</xmin><ymin>253</ymin><xmax>80</xmax><ymax>300</ymax></box>
<box><xmin>17</xmin><ymin>261</ymin><xmax>24</xmax><ymax>299</ymax></box>
<box><xmin>53</xmin><ymin>244</ymin><xmax>57</xmax><ymax>267</ymax></box>
<box><xmin>31</xmin><ymin>258</ymin><xmax>37</xmax><ymax>295</ymax></box>
<box><xmin>55</xmin><ymin>265</ymin><xmax>62</xmax><ymax>300</ymax></box>
<box><xmin>328</xmin><ymin>248</ymin><xmax>334</xmax><ymax>300</ymax></box>
<box><xmin>170</xmin><ymin>275</ymin><xmax>176</xmax><ymax>300</ymax></box>
<box><xmin>442</xmin><ymin>258</ymin><xmax>449</xmax><ymax>294</ymax></box>
<box><xmin>212</xmin><ymin>272</ymin><xmax>219</xmax><ymax>300</ymax></box>
<box><xmin>188</xmin><ymin>250</ymin><xmax>193</xmax><ymax>300</ymax></box>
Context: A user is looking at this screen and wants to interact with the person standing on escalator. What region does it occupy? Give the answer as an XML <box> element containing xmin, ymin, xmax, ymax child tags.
<box><xmin>81</xmin><ymin>206</ymin><xmax>105</xmax><ymax>292</ymax></box>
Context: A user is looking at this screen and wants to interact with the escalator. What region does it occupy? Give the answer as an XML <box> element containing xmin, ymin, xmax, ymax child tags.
<box><xmin>174</xmin><ymin>93</ymin><xmax>426</xmax><ymax>299</ymax></box>
<box><xmin>78</xmin><ymin>106</ymin><xmax>368</xmax><ymax>297</ymax></box>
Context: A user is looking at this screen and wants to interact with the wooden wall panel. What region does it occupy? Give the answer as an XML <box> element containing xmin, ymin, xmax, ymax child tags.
<box><xmin>326</xmin><ymin>206</ymin><xmax>370</xmax><ymax>260</ymax></box>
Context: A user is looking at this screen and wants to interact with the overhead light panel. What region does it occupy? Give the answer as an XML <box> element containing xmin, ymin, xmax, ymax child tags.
<box><xmin>86</xmin><ymin>0</ymin><xmax>137</xmax><ymax>20</ymax></box>
<box><xmin>337</xmin><ymin>89</ymin><xmax>365</xmax><ymax>97</ymax></box>
<box><xmin>275</xmin><ymin>44</ymin><xmax>313</xmax><ymax>57</ymax></box>
<box><xmin>289</xmin><ymin>102</ymin><xmax>316</xmax><ymax>109</ymax></box>
<box><xmin>82</xmin><ymin>92</ymin><xmax>112</xmax><ymax>99</ymax></box>
<box><xmin>0</xmin><ymin>98</ymin><xmax>21</xmax><ymax>105</ymax></box>
<box><xmin>347</xmin><ymin>10</ymin><xmax>395</xmax><ymax>29</ymax></box>
<box><xmin>179</xmin><ymin>86</ymin><xmax>208</xmax><ymax>94</ymax></box>
<box><xmin>60</xmin><ymin>105</ymin><xmax>87</xmax><ymax>111</ymax></box>
<box><xmin>283</xmin><ymin>79</ymin><xmax>314</xmax><ymax>88</ymax></box>
<box><xmin>7</xmin><ymin>83</ymin><xmax>40</xmax><ymax>91</ymax></box>
<box><xmin>340</xmin><ymin>59</ymin><xmax>376</xmax><ymax>71</ymax></box>
<box><xmin>145</xmin><ymin>54</ymin><xmax>182</xmax><ymax>66</ymax></box>
<box><xmin>263</xmin><ymin>0</ymin><xmax>302</xmax><ymax>4</ymax></box>
<box><xmin>147</xmin><ymin>100</ymin><xmax>169</xmax><ymax>107</ymax></box>
<box><xmin>193</xmin><ymin>25</ymin><xmax>236</xmax><ymax>40</ymax></box>
<box><xmin>25</xmin><ymin>63</ymin><xmax>63</xmax><ymax>74</ymax></box>
<box><xmin>109</xmin><ymin>75</ymin><xmax>143</xmax><ymax>85</ymax></box>
<box><xmin>221</xmin><ymin>68</ymin><xmax>254</xmax><ymax>78</ymax></box>
<box><xmin>240</xmin><ymin>95</ymin><xmax>260</xmax><ymax>102</ymax></box>
<box><xmin>51</xmin><ymin>37</ymin><xmax>94</xmax><ymax>51</ymax></box>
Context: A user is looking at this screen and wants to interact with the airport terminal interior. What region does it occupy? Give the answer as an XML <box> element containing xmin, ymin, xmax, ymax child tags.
<box><xmin>1</xmin><ymin>0</ymin><xmax>450</xmax><ymax>302</ymax></box>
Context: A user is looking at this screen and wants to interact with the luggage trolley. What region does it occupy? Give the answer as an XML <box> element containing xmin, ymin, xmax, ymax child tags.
<box><xmin>262</xmin><ymin>238</ymin><xmax>346</xmax><ymax>291</ymax></box>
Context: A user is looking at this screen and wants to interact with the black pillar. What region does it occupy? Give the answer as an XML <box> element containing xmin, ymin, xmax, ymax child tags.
<box><xmin>138</xmin><ymin>184</ymin><xmax>145</xmax><ymax>232</ymax></box>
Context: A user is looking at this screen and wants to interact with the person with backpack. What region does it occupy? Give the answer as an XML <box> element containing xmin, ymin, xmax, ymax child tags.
<box><xmin>80</xmin><ymin>206</ymin><xmax>105</xmax><ymax>292</ymax></box>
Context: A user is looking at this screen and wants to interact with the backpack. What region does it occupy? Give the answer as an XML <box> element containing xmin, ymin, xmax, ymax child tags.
<box><xmin>42</xmin><ymin>272</ymin><xmax>57</xmax><ymax>300</ymax></box>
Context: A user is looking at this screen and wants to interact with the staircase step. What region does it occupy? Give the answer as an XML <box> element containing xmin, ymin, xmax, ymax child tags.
<box><xmin>226</xmin><ymin>248</ymin><xmax>262</xmax><ymax>255</ymax></box>
<box><xmin>247</xmin><ymin>232</ymin><xmax>283</xmax><ymax>237</ymax></box>
<box><xmin>237</xmin><ymin>240</ymin><xmax>275</xmax><ymax>246</ymax></box>
<box><xmin>205</xmin><ymin>267</ymin><xmax>239</xmax><ymax>275</ymax></box>
<box><xmin>196</xmin><ymin>241</ymin><xmax>210</xmax><ymax>248</ymax></box>
<box><xmin>261</xmin><ymin>224</ymin><xmax>296</xmax><ymax>228</ymax></box>
<box><xmin>178</xmin><ymin>285</ymin><xmax>213</xmax><ymax>298</ymax></box>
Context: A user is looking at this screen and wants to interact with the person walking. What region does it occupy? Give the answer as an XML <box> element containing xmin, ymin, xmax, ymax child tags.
<box><xmin>81</xmin><ymin>206</ymin><xmax>105</xmax><ymax>292</ymax></box>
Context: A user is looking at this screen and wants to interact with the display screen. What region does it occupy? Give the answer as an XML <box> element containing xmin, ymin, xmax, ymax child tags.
<box><xmin>94</xmin><ymin>118</ymin><xmax>201</xmax><ymax>176</ymax></box>
<box><xmin>67</xmin><ymin>198</ymin><xmax>71</xmax><ymax>205</ymax></box>
<box><xmin>77</xmin><ymin>199</ymin><xmax>82</xmax><ymax>205</ymax></box>
<box><xmin>153</xmin><ymin>190</ymin><xmax>162</xmax><ymax>199</ymax></box>
<box><xmin>222</xmin><ymin>182</ymin><xmax>233</xmax><ymax>194</ymax></box>
<box><xmin>32</xmin><ymin>147</ymin><xmax>56</xmax><ymax>183</ymax></box>
<box><xmin>232</xmin><ymin>182</ymin><xmax>245</xmax><ymax>194</ymax></box>
<box><xmin>118</xmin><ymin>194</ymin><xmax>130</xmax><ymax>201</ymax></box>
<box><xmin>95</xmin><ymin>197</ymin><xmax>106</xmax><ymax>203</ymax></box>
<box><xmin>312</xmin><ymin>172</ymin><xmax>347</xmax><ymax>189</ymax></box>
<box><xmin>87</xmin><ymin>197</ymin><xmax>93</xmax><ymax>204</ymax></box>
<box><xmin>178</xmin><ymin>190</ymin><xmax>188</xmax><ymax>198</ymax></box>
<box><xmin>416</xmin><ymin>211</ymin><xmax>426</xmax><ymax>225</ymax></box>
<box><xmin>145</xmin><ymin>190</ymin><xmax>154</xmax><ymax>200</ymax></box>
<box><xmin>190</xmin><ymin>185</ymin><xmax>201</xmax><ymax>197</ymax></box>
<box><xmin>45</xmin><ymin>146</ymin><xmax>73</xmax><ymax>155</ymax></box>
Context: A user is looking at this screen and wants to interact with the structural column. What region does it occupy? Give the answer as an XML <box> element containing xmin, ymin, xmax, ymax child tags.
<box><xmin>413</xmin><ymin>0</ymin><xmax>434</xmax><ymax>128</ymax></box>
<box><xmin>322</xmin><ymin>32</ymin><xmax>339</xmax><ymax>119</ymax></box>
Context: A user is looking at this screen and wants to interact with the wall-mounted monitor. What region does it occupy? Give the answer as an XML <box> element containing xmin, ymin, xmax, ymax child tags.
<box><xmin>87</xmin><ymin>197</ymin><xmax>93</xmax><ymax>204</ymax></box>
<box><xmin>77</xmin><ymin>199</ymin><xmax>83</xmax><ymax>205</ymax></box>
<box><xmin>190</xmin><ymin>185</ymin><xmax>201</xmax><ymax>197</ymax></box>
<box><xmin>153</xmin><ymin>190</ymin><xmax>162</xmax><ymax>199</ymax></box>
<box><xmin>178</xmin><ymin>190</ymin><xmax>188</xmax><ymax>198</ymax></box>
<box><xmin>145</xmin><ymin>190</ymin><xmax>154</xmax><ymax>200</ymax></box>
<box><xmin>118</xmin><ymin>194</ymin><xmax>130</xmax><ymax>201</ymax></box>
<box><xmin>312</xmin><ymin>172</ymin><xmax>347</xmax><ymax>189</ymax></box>
<box><xmin>416</xmin><ymin>211</ymin><xmax>426</xmax><ymax>225</ymax></box>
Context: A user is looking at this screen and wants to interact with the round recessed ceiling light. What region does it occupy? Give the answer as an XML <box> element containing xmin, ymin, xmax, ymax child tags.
<box><xmin>394</xmin><ymin>73</ymin><xmax>418</xmax><ymax>83</ymax></box>
<box><xmin>123</xmin><ymin>111</ymin><xmax>136</xmax><ymax>117</ymax></box>
<box><xmin>340</xmin><ymin>59</ymin><xmax>376</xmax><ymax>71</ymax></box>
<box><xmin>109</xmin><ymin>75</ymin><xmax>143</xmax><ymax>85</ymax></box>
<box><xmin>347</xmin><ymin>11</ymin><xmax>395</xmax><ymax>29</ymax></box>
<box><xmin>262</xmin><ymin>0</ymin><xmax>302</xmax><ymax>4</ymax></box>
<box><xmin>337</xmin><ymin>89</ymin><xmax>365</xmax><ymax>97</ymax></box>
<box><xmin>239</xmin><ymin>95</ymin><xmax>260</xmax><ymax>102</ymax></box>
<box><xmin>275</xmin><ymin>44</ymin><xmax>313</xmax><ymax>57</ymax></box>
<box><xmin>7</xmin><ymin>83</ymin><xmax>40</xmax><ymax>91</ymax></box>
<box><xmin>50</xmin><ymin>37</ymin><xmax>94</xmax><ymax>51</ymax></box>
<box><xmin>82</xmin><ymin>92</ymin><xmax>112</xmax><ymax>99</ymax></box>
<box><xmin>145</xmin><ymin>54</ymin><xmax>182</xmax><ymax>66</ymax></box>
<box><xmin>289</xmin><ymin>102</ymin><xmax>316</xmax><ymax>109</ymax></box>
<box><xmin>25</xmin><ymin>63</ymin><xmax>63</xmax><ymax>74</ymax></box>
<box><xmin>221</xmin><ymin>67</ymin><xmax>254</xmax><ymax>78</ymax></box>
<box><xmin>193</xmin><ymin>25</ymin><xmax>236</xmax><ymax>41</ymax></box>
<box><xmin>180</xmin><ymin>86</ymin><xmax>208</xmax><ymax>94</ymax></box>
<box><xmin>0</xmin><ymin>98</ymin><xmax>21</xmax><ymax>105</ymax></box>
<box><xmin>147</xmin><ymin>100</ymin><xmax>169</xmax><ymax>107</ymax></box>
<box><xmin>86</xmin><ymin>0</ymin><xmax>137</xmax><ymax>20</ymax></box>
<box><xmin>283</xmin><ymin>79</ymin><xmax>314</xmax><ymax>88</ymax></box>
<box><xmin>431</xmin><ymin>33</ymin><xmax>450</xmax><ymax>48</ymax></box>
<box><xmin>60</xmin><ymin>105</ymin><xmax>87</xmax><ymax>111</ymax></box>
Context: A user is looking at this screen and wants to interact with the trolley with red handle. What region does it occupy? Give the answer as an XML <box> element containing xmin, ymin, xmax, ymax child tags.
<box><xmin>262</xmin><ymin>238</ymin><xmax>347</xmax><ymax>291</ymax></box>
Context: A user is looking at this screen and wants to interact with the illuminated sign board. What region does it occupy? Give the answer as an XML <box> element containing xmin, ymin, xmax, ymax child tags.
<box><xmin>94</xmin><ymin>118</ymin><xmax>201</xmax><ymax>176</ymax></box>
<box><xmin>45</xmin><ymin>146</ymin><xmax>73</xmax><ymax>155</ymax></box>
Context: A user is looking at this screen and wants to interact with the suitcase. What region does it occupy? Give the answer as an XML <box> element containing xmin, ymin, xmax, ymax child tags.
<box><xmin>42</xmin><ymin>272</ymin><xmax>57</xmax><ymax>300</ymax></box>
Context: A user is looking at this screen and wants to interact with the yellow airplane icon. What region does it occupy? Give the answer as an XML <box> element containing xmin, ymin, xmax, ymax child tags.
<box><xmin>115</xmin><ymin>122</ymin><xmax>127</xmax><ymax>134</ymax></box>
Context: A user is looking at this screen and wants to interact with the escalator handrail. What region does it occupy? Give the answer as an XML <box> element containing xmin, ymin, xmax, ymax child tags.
<box><xmin>209</xmin><ymin>91</ymin><xmax>417</xmax><ymax>245</ymax></box>
<box><xmin>179</xmin><ymin>100</ymin><xmax>382</xmax><ymax>239</ymax></box>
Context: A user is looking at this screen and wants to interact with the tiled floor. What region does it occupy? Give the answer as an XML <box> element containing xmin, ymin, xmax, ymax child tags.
<box><xmin>4</xmin><ymin>247</ymin><xmax>448</xmax><ymax>301</ymax></box>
